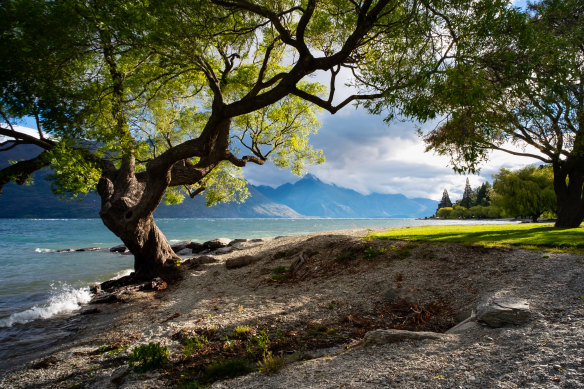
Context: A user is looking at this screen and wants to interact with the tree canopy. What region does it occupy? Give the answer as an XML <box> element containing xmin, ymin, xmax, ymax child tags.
<box><xmin>0</xmin><ymin>0</ymin><xmax>518</xmax><ymax>278</ymax></box>
<box><xmin>404</xmin><ymin>0</ymin><xmax>584</xmax><ymax>227</ymax></box>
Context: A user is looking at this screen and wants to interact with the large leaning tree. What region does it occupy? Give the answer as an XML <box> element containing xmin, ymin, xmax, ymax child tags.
<box><xmin>400</xmin><ymin>0</ymin><xmax>584</xmax><ymax>227</ymax></box>
<box><xmin>0</xmin><ymin>0</ymin><xmax>504</xmax><ymax>280</ymax></box>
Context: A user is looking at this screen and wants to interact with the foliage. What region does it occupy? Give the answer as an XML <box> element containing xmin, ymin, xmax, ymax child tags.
<box><xmin>370</xmin><ymin>224</ymin><xmax>584</xmax><ymax>251</ymax></box>
<box><xmin>177</xmin><ymin>381</ymin><xmax>208</xmax><ymax>389</ymax></box>
<box><xmin>492</xmin><ymin>165</ymin><xmax>556</xmax><ymax>222</ymax></box>
<box><xmin>183</xmin><ymin>335</ymin><xmax>208</xmax><ymax>356</ymax></box>
<box><xmin>128</xmin><ymin>342</ymin><xmax>169</xmax><ymax>372</ymax></box>
<box><xmin>232</xmin><ymin>326</ymin><xmax>252</xmax><ymax>339</ymax></box>
<box><xmin>269</xmin><ymin>266</ymin><xmax>290</xmax><ymax>281</ymax></box>
<box><xmin>459</xmin><ymin>178</ymin><xmax>474</xmax><ymax>209</ymax></box>
<box><xmin>363</xmin><ymin>246</ymin><xmax>388</xmax><ymax>259</ymax></box>
<box><xmin>258</xmin><ymin>351</ymin><xmax>284</xmax><ymax>375</ymax></box>
<box><xmin>437</xmin><ymin>189</ymin><xmax>453</xmax><ymax>210</ymax></box>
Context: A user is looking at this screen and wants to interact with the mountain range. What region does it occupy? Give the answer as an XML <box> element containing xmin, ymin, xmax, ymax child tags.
<box><xmin>0</xmin><ymin>144</ymin><xmax>437</xmax><ymax>218</ymax></box>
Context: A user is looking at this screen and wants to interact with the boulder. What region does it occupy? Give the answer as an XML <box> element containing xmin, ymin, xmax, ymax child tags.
<box><xmin>171</xmin><ymin>241</ymin><xmax>192</xmax><ymax>253</ymax></box>
<box><xmin>363</xmin><ymin>329</ymin><xmax>445</xmax><ymax>345</ymax></box>
<box><xmin>203</xmin><ymin>238</ymin><xmax>232</xmax><ymax>250</ymax></box>
<box><xmin>110</xmin><ymin>244</ymin><xmax>128</xmax><ymax>253</ymax></box>
<box><xmin>225</xmin><ymin>255</ymin><xmax>260</xmax><ymax>269</ymax></box>
<box><xmin>187</xmin><ymin>241</ymin><xmax>205</xmax><ymax>252</ymax></box>
<box><xmin>214</xmin><ymin>246</ymin><xmax>234</xmax><ymax>255</ymax></box>
<box><xmin>477</xmin><ymin>297</ymin><xmax>531</xmax><ymax>327</ymax></box>
<box><xmin>175</xmin><ymin>248</ymin><xmax>192</xmax><ymax>257</ymax></box>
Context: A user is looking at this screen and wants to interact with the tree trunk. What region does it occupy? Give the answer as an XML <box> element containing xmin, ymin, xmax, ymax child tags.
<box><xmin>553</xmin><ymin>161</ymin><xmax>584</xmax><ymax>228</ymax></box>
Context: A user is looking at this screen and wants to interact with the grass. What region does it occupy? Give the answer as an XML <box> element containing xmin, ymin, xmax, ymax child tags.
<box><xmin>369</xmin><ymin>224</ymin><xmax>584</xmax><ymax>252</ymax></box>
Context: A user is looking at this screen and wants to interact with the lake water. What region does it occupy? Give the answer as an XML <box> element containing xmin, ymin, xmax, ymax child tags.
<box><xmin>0</xmin><ymin>217</ymin><xmax>514</xmax><ymax>370</ymax></box>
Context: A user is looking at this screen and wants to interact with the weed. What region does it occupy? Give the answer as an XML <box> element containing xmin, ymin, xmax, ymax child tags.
<box><xmin>128</xmin><ymin>342</ymin><xmax>169</xmax><ymax>372</ymax></box>
<box><xmin>542</xmin><ymin>254</ymin><xmax>550</xmax><ymax>259</ymax></box>
<box><xmin>364</xmin><ymin>246</ymin><xmax>388</xmax><ymax>259</ymax></box>
<box><xmin>327</xmin><ymin>301</ymin><xmax>336</xmax><ymax>310</ymax></box>
<box><xmin>404</xmin><ymin>242</ymin><xmax>418</xmax><ymax>250</ymax></box>
<box><xmin>246</xmin><ymin>330</ymin><xmax>270</xmax><ymax>357</ymax></box>
<box><xmin>421</xmin><ymin>248</ymin><xmax>436</xmax><ymax>260</ymax></box>
<box><xmin>233</xmin><ymin>325</ymin><xmax>252</xmax><ymax>338</ymax></box>
<box><xmin>223</xmin><ymin>336</ymin><xmax>234</xmax><ymax>351</ymax></box>
<box><xmin>205</xmin><ymin>358</ymin><xmax>254</xmax><ymax>380</ymax></box>
<box><xmin>183</xmin><ymin>335</ymin><xmax>208</xmax><ymax>356</ymax></box>
<box><xmin>258</xmin><ymin>351</ymin><xmax>284</xmax><ymax>375</ymax></box>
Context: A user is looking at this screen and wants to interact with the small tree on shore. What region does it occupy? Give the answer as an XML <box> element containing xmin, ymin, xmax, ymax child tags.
<box><xmin>459</xmin><ymin>178</ymin><xmax>473</xmax><ymax>209</ymax></box>
<box><xmin>437</xmin><ymin>189</ymin><xmax>453</xmax><ymax>212</ymax></box>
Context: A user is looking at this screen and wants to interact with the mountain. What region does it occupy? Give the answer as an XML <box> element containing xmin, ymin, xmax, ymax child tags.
<box><xmin>0</xmin><ymin>145</ymin><xmax>437</xmax><ymax>218</ymax></box>
<box><xmin>0</xmin><ymin>144</ymin><xmax>299</xmax><ymax>218</ymax></box>
<box><xmin>256</xmin><ymin>174</ymin><xmax>437</xmax><ymax>218</ymax></box>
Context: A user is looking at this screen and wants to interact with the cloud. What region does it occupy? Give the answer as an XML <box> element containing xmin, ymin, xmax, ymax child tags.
<box><xmin>243</xmin><ymin>107</ymin><xmax>538</xmax><ymax>201</ymax></box>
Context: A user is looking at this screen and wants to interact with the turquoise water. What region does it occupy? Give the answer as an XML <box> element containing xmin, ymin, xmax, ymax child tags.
<box><xmin>0</xmin><ymin>217</ymin><xmax>515</xmax><ymax>369</ymax></box>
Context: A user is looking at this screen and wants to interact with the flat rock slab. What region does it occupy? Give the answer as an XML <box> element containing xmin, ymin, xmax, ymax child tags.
<box><xmin>204</xmin><ymin>238</ymin><xmax>232</xmax><ymax>250</ymax></box>
<box><xmin>477</xmin><ymin>297</ymin><xmax>531</xmax><ymax>327</ymax></box>
<box><xmin>363</xmin><ymin>329</ymin><xmax>446</xmax><ymax>346</ymax></box>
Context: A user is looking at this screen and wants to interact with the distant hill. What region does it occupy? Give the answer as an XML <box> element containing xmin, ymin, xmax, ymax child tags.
<box><xmin>256</xmin><ymin>174</ymin><xmax>437</xmax><ymax>218</ymax></box>
<box><xmin>0</xmin><ymin>145</ymin><xmax>437</xmax><ymax>218</ymax></box>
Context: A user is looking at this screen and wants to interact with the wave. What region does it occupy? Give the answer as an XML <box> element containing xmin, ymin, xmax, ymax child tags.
<box><xmin>34</xmin><ymin>248</ymin><xmax>54</xmax><ymax>253</ymax></box>
<box><xmin>113</xmin><ymin>269</ymin><xmax>133</xmax><ymax>279</ymax></box>
<box><xmin>0</xmin><ymin>283</ymin><xmax>92</xmax><ymax>328</ymax></box>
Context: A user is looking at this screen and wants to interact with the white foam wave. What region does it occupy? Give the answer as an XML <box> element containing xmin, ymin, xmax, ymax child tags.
<box><xmin>34</xmin><ymin>248</ymin><xmax>54</xmax><ymax>253</ymax></box>
<box><xmin>0</xmin><ymin>284</ymin><xmax>92</xmax><ymax>327</ymax></box>
<box><xmin>113</xmin><ymin>269</ymin><xmax>133</xmax><ymax>279</ymax></box>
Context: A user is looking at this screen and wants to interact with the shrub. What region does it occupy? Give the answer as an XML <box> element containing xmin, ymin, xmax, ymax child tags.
<box><xmin>258</xmin><ymin>351</ymin><xmax>284</xmax><ymax>375</ymax></box>
<box><xmin>363</xmin><ymin>246</ymin><xmax>388</xmax><ymax>258</ymax></box>
<box><xmin>128</xmin><ymin>342</ymin><xmax>169</xmax><ymax>372</ymax></box>
<box><xmin>232</xmin><ymin>325</ymin><xmax>252</xmax><ymax>338</ymax></box>
<box><xmin>183</xmin><ymin>335</ymin><xmax>208</xmax><ymax>356</ymax></box>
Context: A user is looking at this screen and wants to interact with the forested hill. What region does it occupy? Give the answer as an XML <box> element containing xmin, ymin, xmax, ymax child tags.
<box><xmin>0</xmin><ymin>145</ymin><xmax>437</xmax><ymax>218</ymax></box>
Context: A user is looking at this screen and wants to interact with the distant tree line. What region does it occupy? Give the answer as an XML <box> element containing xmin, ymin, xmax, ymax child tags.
<box><xmin>436</xmin><ymin>166</ymin><xmax>556</xmax><ymax>222</ymax></box>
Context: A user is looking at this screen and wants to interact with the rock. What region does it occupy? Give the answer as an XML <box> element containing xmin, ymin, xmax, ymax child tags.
<box><xmin>225</xmin><ymin>255</ymin><xmax>260</xmax><ymax>269</ymax></box>
<box><xmin>110</xmin><ymin>244</ymin><xmax>128</xmax><ymax>253</ymax></box>
<box><xmin>214</xmin><ymin>246</ymin><xmax>234</xmax><ymax>255</ymax></box>
<box><xmin>175</xmin><ymin>248</ymin><xmax>192</xmax><ymax>256</ymax></box>
<box><xmin>363</xmin><ymin>329</ymin><xmax>445</xmax><ymax>345</ymax></box>
<box><xmin>57</xmin><ymin>247</ymin><xmax>100</xmax><ymax>253</ymax></box>
<box><xmin>230</xmin><ymin>239</ymin><xmax>248</xmax><ymax>245</ymax></box>
<box><xmin>187</xmin><ymin>241</ymin><xmax>205</xmax><ymax>252</ymax></box>
<box><xmin>447</xmin><ymin>311</ymin><xmax>479</xmax><ymax>334</ymax></box>
<box><xmin>171</xmin><ymin>241</ymin><xmax>192</xmax><ymax>253</ymax></box>
<box><xmin>90</xmin><ymin>293</ymin><xmax>122</xmax><ymax>304</ymax></box>
<box><xmin>477</xmin><ymin>297</ymin><xmax>531</xmax><ymax>327</ymax></box>
<box><xmin>183</xmin><ymin>255</ymin><xmax>218</xmax><ymax>269</ymax></box>
<box><xmin>204</xmin><ymin>238</ymin><xmax>232</xmax><ymax>250</ymax></box>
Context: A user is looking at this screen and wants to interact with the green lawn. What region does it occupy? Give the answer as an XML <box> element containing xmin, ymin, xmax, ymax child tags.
<box><xmin>368</xmin><ymin>223</ymin><xmax>584</xmax><ymax>251</ymax></box>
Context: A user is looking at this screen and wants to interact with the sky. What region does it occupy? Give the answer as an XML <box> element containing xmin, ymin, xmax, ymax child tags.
<box><xmin>9</xmin><ymin>0</ymin><xmax>534</xmax><ymax>202</ymax></box>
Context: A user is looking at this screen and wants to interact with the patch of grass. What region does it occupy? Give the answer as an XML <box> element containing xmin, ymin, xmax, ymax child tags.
<box><xmin>363</xmin><ymin>246</ymin><xmax>388</xmax><ymax>258</ymax></box>
<box><xmin>177</xmin><ymin>381</ymin><xmax>208</xmax><ymax>389</ymax></box>
<box><xmin>232</xmin><ymin>325</ymin><xmax>252</xmax><ymax>338</ymax></box>
<box><xmin>245</xmin><ymin>330</ymin><xmax>270</xmax><ymax>357</ymax></box>
<box><xmin>369</xmin><ymin>224</ymin><xmax>584</xmax><ymax>252</ymax></box>
<box><xmin>258</xmin><ymin>351</ymin><xmax>284</xmax><ymax>375</ymax></box>
<box><xmin>307</xmin><ymin>324</ymin><xmax>336</xmax><ymax>337</ymax></box>
<box><xmin>128</xmin><ymin>342</ymin><xmax>169</xmax><ymax>372</ymax></box>
<box><xmin>97</xmin><ymin>343</ymin><xmax>127</xmax><ymax>356</ymax></box>
<box><xmin>205</xmin><ymin>358</ymin><xmax>254</xmax><ymax>380</ymax></box>
<box><xmin>270</xmin><ymin>266</ymin><xmax>290</xmax><ymax>281</ymax></box>
<box><xmin>183</xmin><ymin>334</ymin><xmax>208</xmax><ymax>356</ymax></box>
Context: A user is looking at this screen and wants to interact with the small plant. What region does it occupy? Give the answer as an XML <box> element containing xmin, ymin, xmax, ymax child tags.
<box><xmin>246</xmin><ymin>330</ymin><xmax>270</xmax><ymax>357</ymax></box>
<box><xmin>258</xmin><ymin>351</ymin><xmax>284</xmax><ymax>375</ymax></box>
<box><xmin>183</xmin><ymin>334</ymin><xmax>208</xmax><ymax>356</ymax></box>
<box><xmin>542</xmin><ymin>254</ymin><xmax>550</xmax><ymax>259</ymax></box>
<box><xmin>205</xmin><ymin>358</ymin><xmax>254</xmax><ymax>380</ymax></box>
<box><xmin>128</xmin><ymin>342</ymin><xmax>169</xmax><ymax>372</ymax></box>
<box><xmin>97</xmin><ymin>342</ymin><xmax>127</xmax><ymax>355</ymax></box>
<box><xmin>363</xmin><ymin>246</ymin><xmax>388</xmax><ymax>259</ymax></box>
<box><xmin>327</xmin><ymin>301</ymin><xmax>336</xmax><ymax>310</ymax></box>
<box><xmin>223</xmin><ymin>336</ymin><xmax>234</xmax><ymax>351</ymax></box>
<box><xmin>307</xmin><ymin>324</ymin><xmax>336</xmax><ymax>337</ymax></box>
<box><xmin>270</xmin><ymin>266</ymin><xmax>290</xmax><ymax>281</ymax></box>
<box><xmin>233</xmin><ymin>325</ymin><xmax>252</xmax><ymax>338</ymax></box>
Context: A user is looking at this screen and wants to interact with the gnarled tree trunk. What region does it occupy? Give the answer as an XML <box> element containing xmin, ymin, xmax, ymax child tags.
<box><xmin>553</xmin><ymin>159</ymin><xmax>584</xmax><ymax>228</ymax></box>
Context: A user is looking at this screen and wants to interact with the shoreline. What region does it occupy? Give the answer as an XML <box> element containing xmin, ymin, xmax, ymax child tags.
<box><xmin>2</xmin><ymin>228</ymin><xmax>584</xmax><ymax>388</ymax></box>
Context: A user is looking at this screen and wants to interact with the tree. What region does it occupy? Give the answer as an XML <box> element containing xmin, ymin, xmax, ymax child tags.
<box><xmin>0</xmin><ymin>1</ymin><xmax>505</xmax><ymax>280</ymax></box>
<box><xmin>459</xmin><ymin>178</ymin><xmax>473</xmax><ymax>209</ymax></box>
<box><xmin>474</xmin><ymin>182</ymin><xmax>491</xmax><ymax>207</ymax></box>
<box><xmin>401</xmin><ymin>0</ymin><xmax>584</xmax><ymax>227</ymax></box>
<box><xmin>492</xmin><ymin>166</ymin><xmax>556</xmax><ymax>222</ymax></box>
<box><xmin>437</xmin><ymin>189</ymin><xmax>453</xmax><ymax>210</ymax></box>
